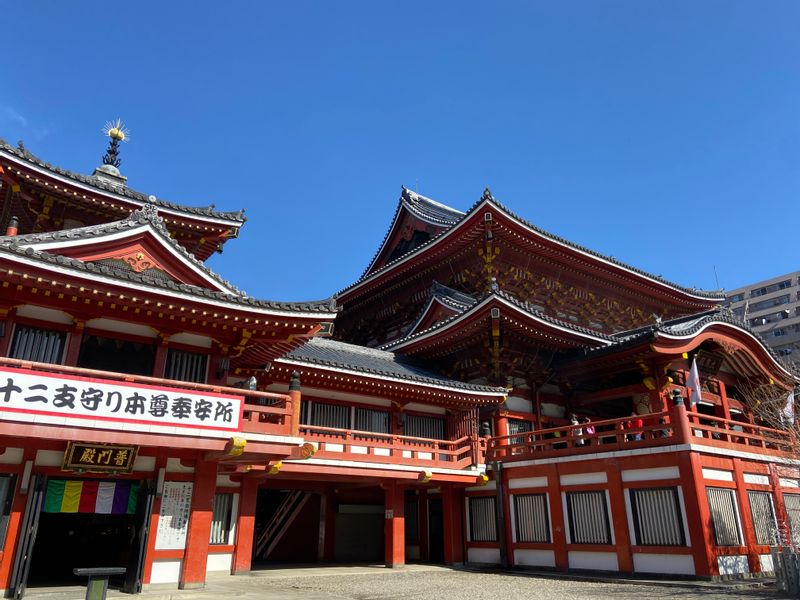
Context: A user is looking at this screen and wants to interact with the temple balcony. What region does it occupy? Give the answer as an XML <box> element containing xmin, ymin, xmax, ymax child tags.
<box><xmin>0</xmin><ymin>356</ymin><xmax>298</xmax><ymax>444</ymax></box>
<box><xmin>487</xmin><ymin>402</ymin><xmax>795</xmax><ymax>463</ymax></box>
<box><xmin>299</xmin><ymin>424</ymin><xmax>487</xmax><ymax>471</ymax></box>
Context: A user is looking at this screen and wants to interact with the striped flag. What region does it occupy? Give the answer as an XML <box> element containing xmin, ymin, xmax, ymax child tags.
<box><xmin>43</xmin><ymin>479</ymin><xmax>138</xmax><ymax>514</ymax></box>
<box><xmin>687</xmin><ymin>358</ymin><xmax>702</xmax><ymax>408</ymax></box>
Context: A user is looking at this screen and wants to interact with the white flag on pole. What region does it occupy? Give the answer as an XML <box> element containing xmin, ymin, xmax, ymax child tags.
<box><xmin>784</xmin><ymin>390</ymin><xmax>796</xmax><ymax>426</ymax></box>
<box><xmin>687</xmin><ymin>358</ymin><xmax>702</xmax><ymax>408</ymax></box>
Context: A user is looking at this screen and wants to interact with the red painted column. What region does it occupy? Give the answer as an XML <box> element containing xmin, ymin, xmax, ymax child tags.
<box><xmin>384</xmin><ymin>481</ymin><xmax>405</xmax><ymax>568</ymax></box>
<box><xmin>152</xmin><ymin>334</ymin><xmax>170</xmax><ymax>379</ymax></box>
<box><xmin>768</xmin><ymin>464</ymin><xmax>790</xmax><ymax>546</ymax></box>
<box><xmin>731</xmin><ymin>458</ymin><xmax>760</xmax><ymax>573</ymax></box>
<box><xmin>179</xmin><ymin>459</ymin><xmax>218</xmax><ymax>588</ymax></box>
<box><xmin>64</xmin><ymin>319</ymin><xmax>85</xmax><ymax>366</ymax></box>
<box><xmin>606</xmin><ymin>465</ymin><xmax>633</xmax><ymax>572</ymax></box>
<box><xmin>0</xmin><ymin>447</ymin><xmax>34</xmax><ymax>589</ymax></box>
<box><xmin>231</xmin><ymin>476</ymin><xmax>258</xmax><ymax>574</ymax></box>
<box><xmin>677</xmin><ymin>451</ymin><xmax>716</xmax><ymax>577</ymax></box>
<box><xmin>0</xmin><ymin>308</ymin><xmax>16</xmax><ymax>357</ymax></box>
<box><xmin>441</xmin><ymin>485</ymin><xmax>464</xmax><ymax>565</ymax></box>
<box><xmin>718</xmin><ymin>380</ymin><xmax>731</xmax><ymax>420</ymax></box>
<box><xmin>545</xmin><ymin>463</ymin><xmax>568</xmax><ymax>571</ymax></box>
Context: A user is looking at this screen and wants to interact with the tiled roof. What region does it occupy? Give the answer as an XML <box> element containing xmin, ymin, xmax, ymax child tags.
<box><xmin>361</xmin><ymin>187</ymin><xmax>463</xmax><ymax>279</ymax></box>
<box><xmin>0</xmin><ymin>138</ymin><xmax>245</xmax><ymax>224</ymax></box>
<box><xmin>0</xmin><ymin>206</ymin><xmax>337</xmax><ymax>315</ymax></box>
<box><xmin>340</xmin><ymin>188</ymin><xmax>724</xmax><ymax>302</ymax></box>
<box><xmin>279</xmin><ymin>337</ymin><xmax>506</xmax><ymax>394</ymax></box>
<box><xmin>383</xmin><ymin>288</ymin><xmax>615</xmax><ymax>351</ymax></box>
<box><xmin>574</xmin><ymin>308</ymin><xmax>798</xmax><ymax>376</ymax></box>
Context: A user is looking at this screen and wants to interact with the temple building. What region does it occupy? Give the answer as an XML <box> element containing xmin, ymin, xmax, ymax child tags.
<box><xmin>0</xmin><ymin>130</ymin><xmax>796</xmax><ymax>597</ymax></box>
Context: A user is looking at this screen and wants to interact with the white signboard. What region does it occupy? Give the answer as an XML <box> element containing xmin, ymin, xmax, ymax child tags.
<box><xmin>155</xmin><ymin>481</ymin><xmax>194</xmax><ymax>550</ymax></box>
<box><xmin>0</xmin><ymin>366</ymin><xmax>243</xmax><ymax>433</ymax></box>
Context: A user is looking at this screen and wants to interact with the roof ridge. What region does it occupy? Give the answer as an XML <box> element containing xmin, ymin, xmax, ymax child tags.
<box><xmin>0</xmin><ymin>137</ymin><xmax>246</xmax><ymax>223</ymax></box>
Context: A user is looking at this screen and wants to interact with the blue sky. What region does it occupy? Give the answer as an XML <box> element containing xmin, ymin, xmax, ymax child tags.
<box><xmin>2</xmin><ymin>2</ymin><xmax>798</xmax><ymax>301</ymax></box>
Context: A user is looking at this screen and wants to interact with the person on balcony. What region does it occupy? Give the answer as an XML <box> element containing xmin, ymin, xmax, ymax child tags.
<box><xmin>625</xmin><ymin>412</ymin><xmax>643</xmax><ymax>441</ymax></box>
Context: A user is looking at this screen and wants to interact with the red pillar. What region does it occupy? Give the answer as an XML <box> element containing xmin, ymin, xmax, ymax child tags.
<box><xmin>384</xmin><ymin>481</ymin><xmax>405</xmax><ymax>568</ymax></box>
<box><xmin>606</xmin><ymin>465</ymin><xmax>633</xmax><ymax>572</ymax></box>
<box><xmin>677</xmin><ymin>451</ymin><xmax>716</xmax><ymax>577</ymax></box>
<box><xmin>441</xmin><ymin>485</ymin><xmax>464</xmax><ymax>565</ymax></box>
<box><xmin>152</xmin><ymin>334</ymin><xmax>170</xmax><ymax>379</ymax></box>
<box><xmin>731</xmin><ymin>458</ymin><xmax>760</xmax><ymax>573</ymax></box>
<box><xmin>231</xmin><ymin>476</ymin><xmax>258</xmax><ymax>574</ymax></box>
<box><xmin>769</xmin><ymin>464</ymin><xmax>790</xmax><ymax>546</ymax></box>
<box><xmin>179</xmin><ymin>459</ymin><xmax>218</xmax><ymax>588</ymax></box>
<box><xmin>545</xmin><ymin>463</ymin><xmax>568</xmax><ymax>571</ymax></box>
<box><xmin>64</xmin><ymin>319</ymin><xmax>85</xmax><ymax>366</ymax></box>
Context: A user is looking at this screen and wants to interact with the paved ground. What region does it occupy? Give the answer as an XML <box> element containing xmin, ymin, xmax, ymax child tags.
<box><xmin>24</xmin><ymin>564</ymin><xmax>780</xmax><ymax>600</ymax></box>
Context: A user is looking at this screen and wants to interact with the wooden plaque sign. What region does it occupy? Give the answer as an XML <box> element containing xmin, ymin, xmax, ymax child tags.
<box><xmin>62</xmin><ymin>441</ymin><xmax>139</xmax><ymax>473</ymax></box>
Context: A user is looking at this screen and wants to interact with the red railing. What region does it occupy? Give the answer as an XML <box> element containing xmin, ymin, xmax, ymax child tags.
<box><xmin>300</xmin><ymin>424</ymin><xmax>486</xmax><ymax>469</ymax></box>
<box><xmin>0</xmin><ymin>356</ymin><xmax>294</xmax><ymax>437</ymax></box>
<box><xmin>487</xmin><ymin>403</ymin><xmax>797</xmax><ymax>463</ymax></box>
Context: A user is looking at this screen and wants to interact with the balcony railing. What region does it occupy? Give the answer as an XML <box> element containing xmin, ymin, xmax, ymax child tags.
<box><xmin>488</xmin><ymin>403</ymin><xmax>797</xmax><ymax>463</ymax></box>
<box><xmin>0</xmin><ymin>356</ymin><xmax>294</xmax><ymax>437</ymax></box>
<box><xmin>300</xmin><ymin>424</ymin><xmax>486</xmax><ymax>469</ymax></box>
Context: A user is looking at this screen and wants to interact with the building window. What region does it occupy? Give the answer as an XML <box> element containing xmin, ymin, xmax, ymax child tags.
<box><xmin>706</xmin><ymin>487</ymin><xmax>742</xmax><ymax>546</ymax></box>
<box><xmin>508</xmin><ymin>418</ymin><xmax>532</xmax><ymax>445</ymax></box>
<box><xmin>165</xmin><ymin>349</ymin><xmax>208</xmax><ymax>384</ymax></box>
<box><xmin>77</xmin><ymin>334</ymin><xmax>155</xmax><ymax>376</ymax></box>
<box><xmin>566</xmin><ymin>491</ymin><xmax>611</xmax><ymax>545</ymax></box>
<box><xmin>514</xmin><ymin>493</ymin><xmax>550</xmax><ymax>543</ymax></box>
<box><xmin>209</xmin><ymin>493</ymin><xmax>234</xmax><ymax>545</ymax></box>
<box><xmin>748</xmin><ymin>491</ymin><xmax>777</xmax><ymax>546</ymax></box>
<box><xmin>784</xmin><ymin>494</ymin><xmax>800</xmax><ymax>545</ymax></box>
<box><xmin>468</xmin><ymin>496</ymin><xmax>497</xmax><ymax>542</ymax></box>
<box><xmin>405</xmin><ymin>414</ymin><xmax>446</xmax><ymax>440</ymax></box>
<box><xmin>629</xmin><ymin>487</ymin><xmax>686</xmax><ymax>546</ymax></box>
<box><xmin>301</xmin><ymin>401</ymin><xmax>349</xmax><ymax>429</ymax></box>
<box><xmin>9</xmin><ymin>325</ymin><xmax>66</xmax><ymax>364</ymax></box>
<box><xmin>355</xmin><ymin>407</ymin><xmax>390</xmax><ymax>434</ymax></box>
<box><xmin>729</xmin><ymin>293</ymin><xmax>745</xmax><ymax>303</ymax></box>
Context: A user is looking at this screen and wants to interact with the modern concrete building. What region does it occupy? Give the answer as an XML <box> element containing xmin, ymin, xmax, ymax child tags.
<box><xmin>726</xmin><ymin>271</ymin><xmax>800</xmax><ymax>366</ymax></box>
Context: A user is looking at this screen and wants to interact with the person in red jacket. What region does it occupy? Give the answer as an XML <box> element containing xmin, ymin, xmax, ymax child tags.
<box><xmin>626</xmin><ymin>412</ymin><xmax>643</xmax><ymax>441</ymax></box>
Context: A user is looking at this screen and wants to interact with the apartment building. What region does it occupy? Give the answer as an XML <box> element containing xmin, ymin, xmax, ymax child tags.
<box><xmin>726</xmin><ymin>270</ymin><xmax>800</xmax><ymax>366</ymax></box>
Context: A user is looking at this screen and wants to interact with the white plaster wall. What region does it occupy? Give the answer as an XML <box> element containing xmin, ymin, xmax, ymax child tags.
<box><xmin>514</xmin><ymin>549</ymin><xmax>555</xmax><ymax>568</ymax></box>
<box><xmin>0</xmin><ymin>448</ymin><xmax>23</xmax><ymax>465</ymax></box>
<box><xmin>206</xmin><ymin>552</ymin><xmax>233</xmax><ymax>572</ymax></box>
<box><xmin>468</xmin><ymin>547</ymin><xmax>501</xmax><ymax>565</ymax></box>
<box><xmin>743</xmin><ymin>473</ymin><xmax>769</xmax><ymax>485</ymax></box>
<box><xmin>717</xmin><ymin>555</ymin><xmax>749</xmax><ymax>576</ymax></box>
<box><xmin>702</xmin><ymin>468</ymin><xmax>733</xmax><ymax>482</ymax></box>
<box><xmin>621</xmin><ymin>467</ymin><xmax>679</xmax><ymax>482</ymax></box>
<box><xmin>35</xmin><ymin>450</ymin><xmax>63</xmax><ymax>467</ymax></box>
<box><xmin>568</xmin><ymin>551</ymin><xmax>618</xmax><ymax>572</ymax></box>
<box><xmin>509</xmin><ymin>477</ymin><xmax>547</xmax><ymax>489</ymax></box>
<box><xmin>560</xmin><ymin>472</ymin><xmax>607</xmax><ymax>486</ymax></box>
<box><xmin>760</xmin><ymin>554</ymin><xmax>774</xmax><ymax>573</ymax></box>
<box><xmin>133</xmin><ymin>456</ymin><xmax>156</xmax><ymax>472</ymax></box>
<box><xmin>505</xmin><ymin>395</ymin><xmax>533</xmax><ymax>413</ymax></box>
<box><xmin>166</xmin><ymin>457</ymin><xmax>194</xmax><ymax>473</ymax></box>
<box><xmin>150</xmin><ymin>559</ymin><xmax>182</xmax><ymax>584</ymax></box>
<box><xmin>633</xmin><ymin>553</ymin><xmax>695</xmax><ymax>575</ymax></box>
<box><xmin>466</xmin><ymin>481</ymin><xmax>496</xmax><ymax>492</ymax></box>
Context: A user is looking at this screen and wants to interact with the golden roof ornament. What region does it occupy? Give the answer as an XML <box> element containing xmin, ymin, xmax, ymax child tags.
<box><xmin>101</xmin><ymin>119</ymin><xmax>130</xmax><ymax>168</ymax></box>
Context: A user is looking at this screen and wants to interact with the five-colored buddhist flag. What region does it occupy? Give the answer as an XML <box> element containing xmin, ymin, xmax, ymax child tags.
<box><xmin>43</xmin><ymin>479</ymin><xmax>138</xmax><ymax>514</ymax></box>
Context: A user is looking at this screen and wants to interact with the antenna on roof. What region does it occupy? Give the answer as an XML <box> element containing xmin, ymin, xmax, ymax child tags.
<box><xmin>713</xmin><ymin>265</ymin><xmax>721</xmax><ymax>291</ymax></box>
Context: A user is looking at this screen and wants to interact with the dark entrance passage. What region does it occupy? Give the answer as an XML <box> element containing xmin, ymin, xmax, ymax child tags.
<box><xmin>428</xmin><ymin>498</ymin><xmax>444</xmax><ymax>563</ymax></box>
<box><xmin>9</xmin><ymin>477</ymin><xmax>154</xmax><ymax>597</ymax></box>
<box><xmin>28</xmin><ymin>512</ymin><xmax>136</xmax><ymax>586</ymax></box>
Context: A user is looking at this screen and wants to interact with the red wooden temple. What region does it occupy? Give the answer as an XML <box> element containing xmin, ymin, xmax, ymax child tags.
<box><xmin>0</xmin><ymin>135</ymin><xmax>796</xmax><ymax>595</ymax></box>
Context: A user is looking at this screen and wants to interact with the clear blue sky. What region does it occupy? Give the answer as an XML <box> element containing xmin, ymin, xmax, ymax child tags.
<box><xmin>2</xmin><ymin>2</ymin><xmax>798</xmax><ymax>301</ymax></box>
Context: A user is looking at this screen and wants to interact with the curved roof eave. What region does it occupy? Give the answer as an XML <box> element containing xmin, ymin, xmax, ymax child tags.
<box><xmin>0</xmin><ymin>140</ymin><xmax>245</xmax><ymax>227</ymax></box>
<box><xmin>338</xmin><ymin>193</ymin><xmax>724</xmax><ymax>304</ymax></box>
<box><xmin>384</xmin><ymin>291</ymin><xmax>615</xmax><ymax>352</ymax></box>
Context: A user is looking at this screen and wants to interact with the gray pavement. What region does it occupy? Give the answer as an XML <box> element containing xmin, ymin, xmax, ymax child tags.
<box><xmin>22</xmin><ymin>564</ymin><xmax>779</xmax><ymax>600</ymax></box>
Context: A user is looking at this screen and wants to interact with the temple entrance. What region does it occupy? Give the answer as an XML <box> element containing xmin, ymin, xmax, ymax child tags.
<box><xmin>428</xmin><ymin>498</ymin><xmax>444</xmax><ymax>563</ymax></box>
<box><xmin>8</xmin><ymin>476</ymin><xmax>154</xmax><ymax>598</ymax></box>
